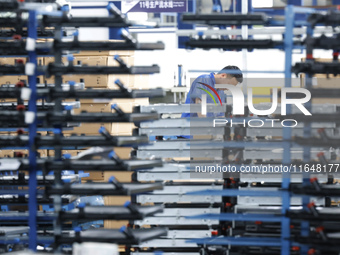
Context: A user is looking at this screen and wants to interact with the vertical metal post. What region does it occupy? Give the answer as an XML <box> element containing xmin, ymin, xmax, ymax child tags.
<box><xmin>247</xmin><ymin>0</ymin><xmax>253</xmax><ymax>39</ymax></box>
<box><xmin>178</xmin><ymin>65</ymin><xmax>182</xmax><ymax>86</ymax></box>
<box><xmin>108</xmin><ymin>1</ymin><xmax>123</xmax><ymax>40</ymax></box>
<box><xmin>177</xmin><ymin>0</ymin><xmax>196</xmax><ymax>48</ymax></box>
<box><xmin>53</xmin><ymin>23</ymin><xmax>64</xmax><ymax>250</ymax></box>
<box><xmin>300</xmin><ymin>23</ymin><xmax>314</xmax><ymax>254</ymax></box>
<box><xmin>27</xmin><ymin>10</ymin><xmax>38</xmax><ymax>251</ymax></box>
<box><xmin>241</xmin><ymin>0</ymin><xmax>248</xmax><ymax>95</ymax></box>
<box><xmin>281</xmin><ymin>5</ymin><xmax>294</xmax><ymax>255</ymax></box>
<box><xmin>248</xmin><ymin>0</ymin><xmax>253</xmax><ymax>12</ymax></box>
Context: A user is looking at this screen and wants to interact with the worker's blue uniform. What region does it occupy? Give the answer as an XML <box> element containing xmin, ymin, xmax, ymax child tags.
<box><xmin>182</xmin><ymin>72</ymin><xmax>226</xmax><ymax>118</ymax></box>
<box><xmin>178</xmin><ymin>73</ymin><xmax>226</xmax><ymax>139</ymax></box>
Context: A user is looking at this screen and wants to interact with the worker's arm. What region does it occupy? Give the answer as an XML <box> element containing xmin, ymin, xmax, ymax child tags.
<box><xmin>195</xmin><ymin>98</ymin><xmax>204</xmax><ymax>118</ymax></box>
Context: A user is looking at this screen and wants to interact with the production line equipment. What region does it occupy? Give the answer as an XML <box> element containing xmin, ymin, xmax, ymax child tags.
<box><xmin>0</xmin><ymin>1</ymin><xmax>171</xmax><ymax>253</ymax></box>
<box><xmin>129</xmin><ymin>6</ymin><xmax>340</xmax><ymax>255</ymax></box>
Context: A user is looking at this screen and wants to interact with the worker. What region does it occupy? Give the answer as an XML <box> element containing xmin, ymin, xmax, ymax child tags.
<box><xmin>175</xmin><ymin>66</ymin><xmax>243</xmax><ymax>140</ymax></box>
<box><xmin>182</xmin><ymin>65</ymin><xmax>243</xmax><ymax>118</ymax></box>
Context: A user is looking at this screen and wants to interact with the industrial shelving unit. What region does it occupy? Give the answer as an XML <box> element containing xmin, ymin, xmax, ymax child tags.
<box><xmin>0</xmin><ymin>1</ymin><xmax>168</xmax><ymax>253</ymax></box>
<box><xmin>131</xmin><ymin>2</ymin><xmax>340</xmax><ymax>255</ymax></box>
<box><xmin>177</xmin><ymin>4</ymin><xmax>340</xmax><ymax>255</ymax></box>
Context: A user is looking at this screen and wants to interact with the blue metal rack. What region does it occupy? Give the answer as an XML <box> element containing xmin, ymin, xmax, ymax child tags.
<box><xmin>300</xmin><ymin>21</ymin><xmax>314</xmax><ymax>255</ymax></box>
<box><xmin>0</xmin><ymin>2</ymin><xmax>168</xmax><ymax>253</ymax></box>
<box><xmin>176</xmin><ymin>4</ymin><xmax>323</xmax><ymax>255</ymax></box>
<box><xmin>0</xmin><ymin>5</ymin><xmax>65</xmax><ymax>251</ymax></box>
<box><xmin>27</xmin><ymin>10</ymin><xmax>38</xmax><ymax>250</ymax></box>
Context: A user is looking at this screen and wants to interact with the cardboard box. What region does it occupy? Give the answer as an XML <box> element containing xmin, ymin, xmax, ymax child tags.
<box><xmin>112</xmin><ymin>123</ymin><xmax>135</xmax><ymax>136</ymax></box>
<box><xmin>73</xmin><ymin>50</ymin><xmax>134</xmax><ymax>57</ymax></box>
<box><xmin>103</xmin><ymin>171</ymin><xmax>132</xmax><ymax>182</ymax></box>
<box><xmin>114</xmin><ymin>147</ymin><xmax>132</xmax><ymax>159</ymax></box>
<box><xmin>0</xmin><ymin>98</ymin><xmax>44</xmax><ymax>103</ymax></box>
<box><xmin>0</xmin><ymin>57</ymin><xmax>44</xmax><ymax>66</ymax></box>
<box><xmin>62</xmin><ymin>99</ymin><xmax>113</xmax><ymax>135</ymax></box>
<box><xmin>43</xmin><ymin>56</ymin><xmax>135</xmax><ymax>88</ymax></box>
<box><xmin>0</xmin><ymin>57</ymin><xmax>44</xmax><ymax>86</ymax></box>
<box><xmin>63</xmin><ymin>98</ymin><xmax>148</xmax><ymax>135</ymax></box>
<box><xmin>103</xmin><ymin>147</ymin><xmax>133</xmax><ymax>229</ymax></box>
<box><xmin>104</xmin><ymin>220</ymin><xmax>129</xmax><ymax>229</ymax></box>
<box><xmin>107</xmin><ymin>74</ymin><xmax>150</xmax><ymax>90</ymax></box>
<box><xmin>46</xmin><ymin>149</ymin><xmax>85</xmax><ymax>158</ymax></box>
<box><xmin>0</xmin><ymin>149</ymin><xmax>47</xmax><ymax>158</ymax></box>
<box><xmin>104</xmin><ymin>195</ymin><xmax>130</xmax><ymax>229</ymax></box>
<box><xmin>82</xmin><ymin>171</ymin><xmax>105</xmax><ymax>181</ymax></box>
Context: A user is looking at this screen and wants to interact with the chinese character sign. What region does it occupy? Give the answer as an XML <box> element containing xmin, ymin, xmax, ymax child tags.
<box><xmin>123</xmin><ymin>0</ymin><xmax>187</xmax><ymax>13</ymax></box>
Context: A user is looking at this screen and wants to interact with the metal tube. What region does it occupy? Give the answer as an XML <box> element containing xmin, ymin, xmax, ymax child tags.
<box><xmin>27</xmin><ymin>10</ymin><xmax>38</xmax><ymax>252</ymax></box>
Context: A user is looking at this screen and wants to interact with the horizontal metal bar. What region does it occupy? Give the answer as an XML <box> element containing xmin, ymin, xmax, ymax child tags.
<box><xmin>1</xmin><ymin>82</ymin><xmax>85</xmax><ymax>90</ymax></box>
<box><xmin>140</xmin><ymin>116</ymin><xmax>318</xmax><ymax>129</ymax></box>
<box><xmin>186</xmin><ymin>237</ymin><xmax>281</xmax><ymax>246</ymax></box>
<box><xmin>137</xmin><ymin>150</ymin><xmax>222</xmax><ymax>159</ymax></box>
<box><xmin>166</xmin><ymin>144</ymin><xmax>330</xmax><ymax>160</ymax></box>
<box><xmin>136</xmin><ymin>195</ymin><xmax>222</xmax><ymax>204</ymax></box>
<box><xmin>181</xmin><ymin>13</ymin><xmax>268</xmax><ymax>26</ymax></box>
<box><xmin>137</xmin><ymin>171</ymin><xmax>222</xmax><ymax>181</ymax></box>
<box><xmin>0</xmin><ymin>190</ymin><xmax>44</xmax><ymax>195</ymax></box>
<box><xmin>240</xmin><ymin>173</ymin><xmax>329</xmax><ymax>183</ymax></box>
<box><xmin>139</xmin><ymin>140</ymin><xmax>230</xmax><ymax>150</ymax></box>
<box><xmin>246</xmin><ymin>128</ymin><xmax>334</xmax><ymax>137</ymax></box>
<box><xmin>244</xmin><ymin>148</ymin><xmax>331</xmax><ymax>160</ymax></box>
<box><xmin>142</xmin><ymin>146</ymin><xmax>326</xmax><ymax>159</ymax></box>
<box><xmin>235</xmin><ymin>205</ymin><xmax>287</xmax><ymax>213</ymax></box>
<box><xmin>139</xmin><ymin>103</ymin><xmax>337</xmax><ymax>115</ymax></box>
<box><xmin>237</xmin><ymin>196</ymin><xmax>325</xmax><ymax>206</ymax></box>
<box><xmin>166</xmin><ymin>230</ymin><xmax>212</xmax><ymax>239</ymax></box>
<box><xmin>140</xmin><ymin>119</ymin><xmax>190</xmax><ymax>128</ymax></box>
<box><xmin>0</xmin><ymin>215</ymin><xmax>55</xmax><ymax>221</ymax></box>
<box><xmin>188</xmin><ymin>141</ymin><xmax>293</xmax><ymax>149</ymax></box>
<box><xmin>134</xmin><ymin>216</ymin><xmax>219</xmax><ymax>226</ymax></box>
<box><xmin>134</xmin><ymin>239</ymin><xmax>199</xmax><ymax>248</ymax></box>
<box><xmin>138</xmin><ymin>104</ymin><xmax>226</xmax><ymax>114</ymax></box>
<box><xmin>186</xmin><ymin>189</ymin><xmax>283</xmax><ymax>197</ymax></box>
<box><xmin>139</xmin><ymin>127</ymin><xmax>225</xmax><ymax>136</ymax></box>
<box><xmin>20</xmin><ymin>3</ymin><xmax>59</xmax><ymax>12</ymax></box>
<box><xmin>140</xmin><ymin>163</ymin><xmax>190</xmax><ymax>173</ymax></box>
<box><xmin>186</xmin><ymin>213</ymin><xmax>281</xmax><ymax>222</ymax></box>
<box><xmin>0</xmin><ymin>101</ymin><xmax>81</xmax><ymax>109</ymax></box>
<box><xmin>151</xmin><ymin>185</ymin><xmax>223</xmax><ymax>194</ymax></box>
<box><xmin>247</xmin><ymin>122</ymin><xmax>336</xmax><ymax>129</ymax></box>
<box><xmin>176</xmin><ymin>27</ymin><xmax>333</xmax><ymax>36</ymax></box>
<box><xmin>155</xmin><ymin>208</ymin><xmax>221</xmax><ymax>217</ymax></box>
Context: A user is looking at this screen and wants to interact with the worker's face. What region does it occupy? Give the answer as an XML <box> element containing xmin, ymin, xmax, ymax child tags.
<box><xmin>215</xmin><ymin>73</ymin><xmax>238</xmax><ymax>90</ymax></box>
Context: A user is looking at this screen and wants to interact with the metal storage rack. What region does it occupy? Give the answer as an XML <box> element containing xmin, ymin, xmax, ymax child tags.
<box><xmin>175</xmin><ymin>4</ymin><xmax>340</xmax><ymax>255</ymax></box>
<box><xmin>131</xmin><ymin>3</ymin><xmax>340</xmax><ymax>255</ymax></box>
<box><xmin>0</xmin><ymin>1</ymin><xmax>168</xmax><ymax>253</ymax></box>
